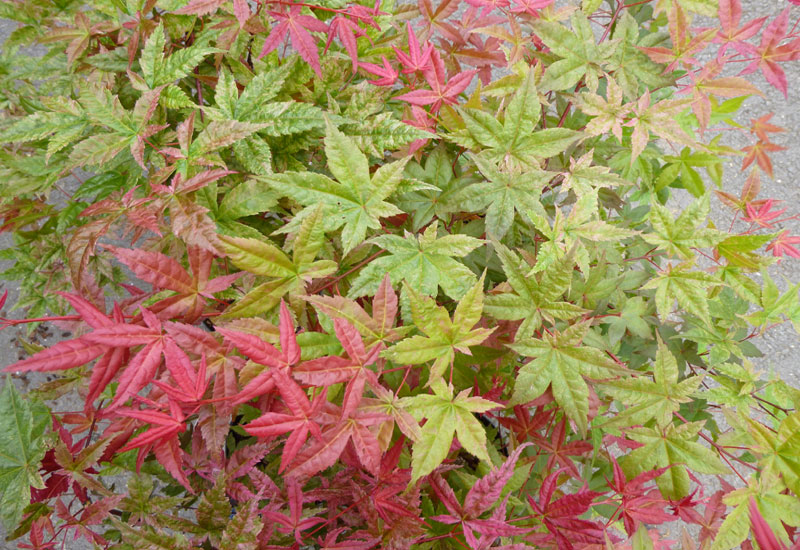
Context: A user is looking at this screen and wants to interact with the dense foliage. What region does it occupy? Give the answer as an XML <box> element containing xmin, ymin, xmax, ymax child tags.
<box><xmin>2</xmin><ymin>0</ymin><xmax>800</xmax><ymax>548</ymax></box>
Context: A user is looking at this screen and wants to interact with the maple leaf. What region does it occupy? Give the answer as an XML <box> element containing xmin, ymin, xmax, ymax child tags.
<box><xmin>384</xmin><ymin>277</ymin><xmax>495</xmax><ymax>382</ymax></box>
<box><xmin>527</xmin><ymin>469</ymin><xmax>606</xmax><ymax>550</ymax></box>
<box><xmin>577</xmin><ymin>76</ymin><xmax>627</xmax><ymax>143</ymax></box>
<box><xmin>599</xmin><ymin>336</ymin><xmax>703</xmax><ymax>429</ymax></box>
<box><xmin>118</xmin><ymin>401</ymin><xmax>187</xmax><ymax>461</ymax></box>
<box><xmin>624</xmin><ymin>91</ymin><xmax>699</xmax><ymax>162</ymax></box>
<box><xmin>622</xmin><ymin>422</ymin><xmax>728</xmax><ymax>499</ymax></box>
<box><xmin>262</xmin><ymin>478</ymin><xmax>325</xmax><ymax>545</ymax></box>
<box><xmin>217</xmin><ymin>301</ymin><xmax>302</xmax><ymax>404</ymax></box>
<box><xmin>107</xmin><ymin>245</ymin><xmax>240</xmax><ymax>323</ymax></box>
<box><xmin>751</xmin><ymin>113</ymin><xmax>786</xmax><ymax>142</ymax></box>
<box><xmin>678</xmin><ymin>59</ymin><xmax>763</xmax><ymax>132</ymax></box>
<box><xmin>738</xmin><ymin>8</ymin><xmax>800</xmax><ymax>97</ymax></box>
<box><xmin>713</xmin><ymin>477</ymin><xmax>800</xmax><ymax>550</ymax></box>
<box><xmin>397</xmin><ymin>146</ymin><xmax>465</xmax><ymax>231</ymax></box>
<box><xmin>0</xmin><ymin>376</ymin><xmax>50</xmax><ymax>531</ymax></box>
<box><xmin>325</xmin><ymin>14</ymin><xmax>367</xmax><ymax>72</ymax></box>
<box><xmin>430</xmin><ymin>445</ymin><xmax>532</xmax><ymax>548</ymax></box>
<box><xmin>360</xmin><ymin>56</ymin><xmax>399</xmax><ymax>87</ymax></box>
<box><xmin>259</xmin><ymin>4</ymin><xmax>328</xmax><ymax>77</ymax></box>
<box><xmin>509</xmin><ymin>322</ymin><xmax>623</xmax><ymax>435</ymax></box>
<box><xmin>639</xmin><ymin>3</ymin><xmax>716</xmax><ymax>71</ymax></box>
<box><xmin>394</xmin><ymin>22</ymin><xmax>434</xmax><ymax>74</ymax></box>
<box><xmin>264</xmin><ymin>118</ymin><xmax>407</xmax><ymax>254</ymax></box>
<box><xmin>153</xmin><ymin>339</ymin><xmax>209</xmax><ymax>405</ymax></box>
<box><xmin>498</xmin><ymin>404</ymin><xmax>555</xmax><ymax>444</ymax></box>
<box><xmin>742</xmin><ymin>138</ymin><xmax>786</xmax><ymax>178</ymax></box>
<box><xmin>293</xmin><ymin>318</ymin><xmax>383</xmax><ymax>417</ymax></box>
<box><xmin>607</xmin><ymin>457</ymin><xmax>674</xmax><ymax>536</ymax></box>
<box><xmin>745</xmin><ymin>411</ymin><xmax>800</xmax><ymax>497</ymax></box>
<box><xmin>642</xmin><ymin>260</ymin><xmax>720</xmax><ymax>326</ymax></box>
<box><xmin>641</xmin><ymin>193</ymin><xmax>726</xmax><ymax>260</ymax></box>
<box><xmin>532</xmin><ymin>12</ymin><xmax>615</xmax><ymax>93</ymax></box>
<box><xmin>749</xmin><ymin>497</ymin><xmax>787</xmax><ymax>550</ymax></box>
<box><xmin>82</xmin><ymin>308</ymin><xmax>167</xmax><ymax>410</ymax></box>
<box><xmin>286</xmin><ymin>406</ymin><xmax>387</xmax><ymax>478</ymax></box>
<box><xmin>743</xmin><ymin>199</ymin><xmax>786</xmax><ymax>228</ymax></box>
<box><xmin>714</xmin><ymin>0</ymin><xmax>766</xmax><ymax>57</ymax></box>
<box><xmin>399</xmin><ymin>378</ymin><xmax>499</xmax><ymax>485</ymax></box>
<box><xmin>534</xmin><ymin>419</ymin><xmax>593</xmax><ymax>478</ymax></box>
<box><xmin>305</xmin><ymin>273</ymin><xmax>402</xmax><ymax>346</ymax></box>
<box><xmin>453</xmin><ymin>68</ymin><xmax>582</xmax><ymax>170</ymax></box>
<box><xmin>219</xmin><ymin>205</ymin><xmax>337</xmax><ymax>317</ymax></box>
<box><xmin>139</xmin><ymin>22</ymin><xmax>218</xmax><ymax>89</ymax></box>
<box><xmin>349</xmin><ymin>222</ymin><xmax>483</xmax><ymax>301</ymax></box>
<box><xmin>484</xmin><ymin>242</ymin><xmax>585</xmax><ymax>338</ymax></box>
<box><xmin>395</xmin><ymin>49</ymin><xmax>477</xmax><ymax>113</ymax></box>
<box><xmin>767</xmin><ymin>230</ymin><xmax>800</xmax><ymax>260</ymax></box>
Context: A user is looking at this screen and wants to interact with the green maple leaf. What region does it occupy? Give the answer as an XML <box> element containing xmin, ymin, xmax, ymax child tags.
<box><xmin>746</xmin><ymin>411</ymin><xmax>800</xmax><ymax>497</ymax></box>
<box><xmin>712</xmin><ymin>477</ymin><xmax>800</xmax><ymax>550</ymax></box>
<box><xmin>456</xmin><ymin>153</ymin><xmax>551</xmax><ymax>239</ymax></box>
<box><xmin>265</xmin><ymin>118</ymin><xmax>407</xmax><ymax>254</ymax></box>
<box><xmin>219</xmin><ymin>205</ymin><xmax>337</xmax><ymax>317</ymax></box>
<box><xmin>348</xmin><ymin>222</ymin><xmax>483</xmax><ymax>300</ymax></box>
<box><xmin>454</xmin><ymin>67</ymin><xmax>581</xmax><ymax>169</ymax></box>
<box><xmin>384</xmin><ymin>277</ymin><xmax>495</xmax><ymax>382</ymax></box>
<box><xmin>642</xmin><ymin>260</ymin><xmax>720</xmax><ymax>325</ymax></box>
<box><xmin>483</xmin><ymin>242</ymin><xmax>585</xmax><ymax>338</ymax></box>
<box><xmin>0</xmin><ymin>376</ymin><xmax>51</xmax><ymax>530</ymax></box>
<box><xmin>600</xmin><ymin>336</ymin><xmax>703</xmax><ymax>429</ymax></box>
<box><xmin>532</xmin><ymin>11</ymin><xmax>615</xmax><ymax>93</ymax></box>
<box><xmin>398</xmin><ymin>145</ymin><xmax>465</xmax><ymax>231</ymax></box>
<box><xmin>205</xmin><ymin>63</ymin><xmax>326</xmax><ymax>175</ymax></box>
<box><xmin>606</xmin><ymin>12</ymin><xmax>674</xmax><ymax>99</ymax></box>
<box><xmin>528</xmin><ymin>191</ymin><xmax>636</xmax><ymax>274</ymax></box>
<box><xmin>700</xmin><ymin>361</ymin><xmax>759</xmax><ymax>409</ymax></box>
<box><xmin>745</xmin><ymin>269</ymin><xmax>800</xmax><ymax>329</ymax></box>
<box><xmin>622</xmin><ymin>421</ymin><xmax>728</xmax><ymax>499</ymax></box>
<box><xmin>509</xmin><ymin>322</ymin><xmax>623</xmax><ymax>435</ymax></box>
<box><xmin>641</xmin><ymin>194</ymin><xmax>726</xmax><ymax>259</ymax></box>
<box><xmin>399</xmin><ymin>378</ymin><xmax>499</xmax><ymax>485</ymax></box>
<box><xmin>140</xmin><ymin>22</ymin><xmax>218</xmax><ymax>89</ymax></box>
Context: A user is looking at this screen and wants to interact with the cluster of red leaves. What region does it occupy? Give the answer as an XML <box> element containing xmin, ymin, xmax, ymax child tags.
<box><xmin>4</xmin><ymin>259</ymin><xmax>717</xmax><ymax>549</ymax></box>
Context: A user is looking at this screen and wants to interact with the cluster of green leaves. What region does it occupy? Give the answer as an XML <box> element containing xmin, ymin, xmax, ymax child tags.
<box><xmin>1</xmin><ymin>0</ymin><xmax>800</xmax><ymax>549</ymax></box>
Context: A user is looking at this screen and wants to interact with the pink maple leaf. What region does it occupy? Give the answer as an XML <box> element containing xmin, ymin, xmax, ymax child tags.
<box><xmin>259</xmin><ymin>5</ymin><xmax>328</xmax><ymax>78</ymax></box>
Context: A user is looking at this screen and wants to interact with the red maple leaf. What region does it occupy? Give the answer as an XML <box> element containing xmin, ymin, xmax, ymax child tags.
<box><xmin>713</xmin><ymin>0</ymin><xmax>766</xmax><ymax>57</ymax></box>
<box><xmin>262</xmin><ymin>478</ymin><xmax>326</xmax><ymax>546</ymax></box>
<box><xmin>607</xmin><ymin>457</ymin><xmax>674</xmax><ymax>536</ymax></box>
<box><xmin>394</xmin><ymin>22</ymin><xmax>434</xmax><ymax>74</ymax></box>
<box><xmin>259</xmin><ymin>4</ymin><xmax>328</xmax><ymax>78</ymax></box>
<box><xmin>767</xmin><ymin>230</ymin><xmax>800</xmax><ymax>260</ymax></box>
<box><xmin>325</xmin><ymin>15</ymin><xmax>367</xmax><ymax>72</ymax></box>
<box><xmin>245</xmin><ymin>377</ymin><xmax>327</xmax><ymax>473</ymax></box>
<box><xmin>394</xmin><ymin>49</ymin><xmax>476</xmax><ymax>113</ymax></box>
<box><xmin>533</xmin><ymin>419</ymin><xmax>593</xmax><ymax>478</ymax></box>
<box><xmin>293</xmin><ymin>318</ymin><xmax>383</xmax><ymax>417</ymax></box>
<box><xmin>217</xmin><ymin>300</ymin><xmax>302</xmax><ymax>404</ymax></box>
<box><xmin>430</xmin><ymin>444</ymin><xmax>532</xmax><ymax>548</ymax></box>
<box><xmin>738</xmin><ymin>8</ymin><xmax>800</xmax><ymax>97</ymax></box>
<box><xmin>287</xmin><ymin>406</ymin><xmax>387</xmax><ymax>478</ymax></box>
<box><xmin>743</xmin><ymin>198</ymin><xmax>787</xmax><ymax>228</ymax></box>
<box><xmin>118</xmin><ymin>398</ymin><xmax>192</xmax><ymax>491</ymax></box>
<box><xmin>360</xmin><ymin>56</ymin><xmax>399</xmax><ymax>87</ymax></box>
<box><xmin>107</xmin><ymin>245</ymin><xmax>241</xmax><ymax>323</ymax></box>
<box><xmin>741</xmin><ymin>138</ymin><xmax>786</xmax><ymax>178</ymax></box>
<box><xmin>526</xmin><ymin>469</ymin><xmax>606</xmax><ymax>550</ymax></box>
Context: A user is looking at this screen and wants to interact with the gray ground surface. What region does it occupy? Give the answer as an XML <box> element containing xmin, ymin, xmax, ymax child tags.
<box><xmin>1</xmin><ymin>1</ymin><xmax>800</xmax><ymax>547</ymax></box>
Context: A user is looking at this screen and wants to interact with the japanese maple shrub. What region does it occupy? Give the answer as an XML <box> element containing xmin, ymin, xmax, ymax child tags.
<box><xmin>2</xmin><ymin>0</ymin><xmax>800</xmax><ymax>548</ymax></box>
